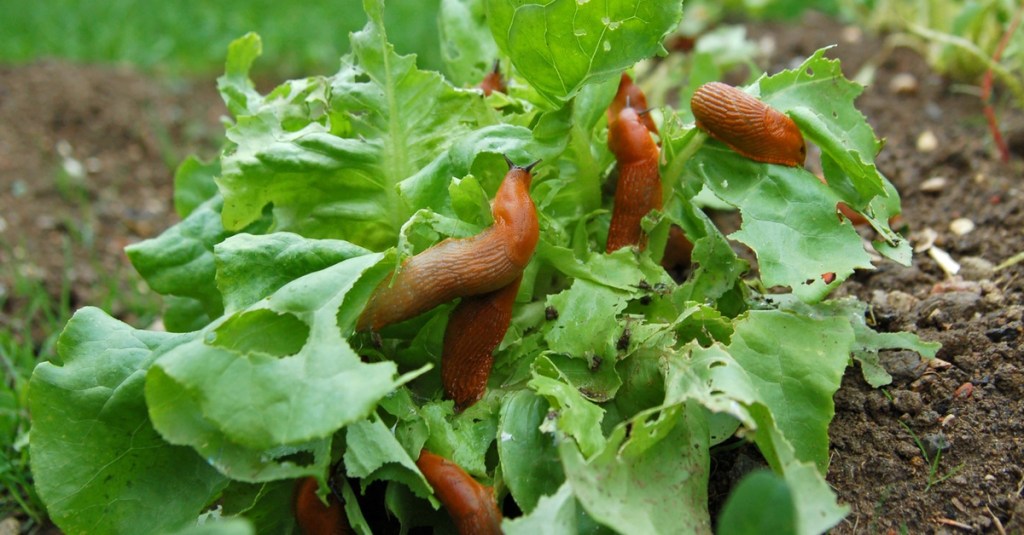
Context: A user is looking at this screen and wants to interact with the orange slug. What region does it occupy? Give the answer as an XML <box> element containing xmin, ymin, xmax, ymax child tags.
<box><xmin>415</xmin><ymin>450</ymin><xmax>503</xmax><ymax>535</ymax></box>
<box><xmin>607</xmin><ymin>73</ymin><xmax>659</xmax><ymax>135</ymax></box>
<box><xmin>606</xmin><ymin>105</ymin><xmax>663</xmax><ymax>253</ymax></box>
<box><xmin>691</xmin><ymin>82</ymin><xmax>806</xmax><ymax>167</ymax></box>
<box><xmin>357</xmin><ymin>158</ymin><xmax>539</xmax><ymax>332</ymax></box>
<box><xmin>293</xmin><ymin>477</ymin><xmax>350</xmax><ymax>535</ymax></box>
<box><xmin>479</xmin><ymin>60</ymin><xmax>507</xmax><ymax>96</ymax></box>
<box><xmin>442</xmin><ymin>275</ymin><xmax>521</xmax><ymax>412</ymax></box>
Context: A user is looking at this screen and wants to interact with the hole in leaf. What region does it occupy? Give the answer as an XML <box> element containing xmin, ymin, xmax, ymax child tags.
<box><xmin>212</xmin><ymin>309</ymin><xmax>309</xmax><ymax>357</ymax></box>
<box><xmin>274</xmin><ymin>449</ymin><xmax>315</xmax><ymax>467</ymax></box>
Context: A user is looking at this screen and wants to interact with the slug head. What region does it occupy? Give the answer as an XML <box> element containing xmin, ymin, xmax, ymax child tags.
<box><xmin>608</xmin><ymin>107</ymin><xmax>659</xmax><ymax>164</ymax></box>
<box><xmin>765</xmin><ymin>108</ymin><xmax>807</xmax><ymax>166</ymax></box>
<box><xmin>608</xmin><ymin>73</ymin><xmax>658</xmax><ymax>134</ymax></box>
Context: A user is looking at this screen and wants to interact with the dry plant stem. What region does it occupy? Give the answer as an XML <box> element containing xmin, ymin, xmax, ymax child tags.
<box><xmin>415</xmin><ymin>450</ymin><xmax>502</xmax><ymax>535</ymax></box>
<box><xmin>442</xmin><ymin>275</ymin><xmax>522</xmax><ymax>412</ymax></box>
<box><xmin>982</xmin><ymin>6</ymin><xmax>1022</xmax><ymax>163</ymax></box>
<box><xmin>357</xmin><ymin>161</ymin><xmax>538</xmax><ymax>332</ymax></box>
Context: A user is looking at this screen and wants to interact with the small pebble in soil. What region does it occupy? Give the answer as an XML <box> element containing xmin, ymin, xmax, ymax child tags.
<box><xmin>841</xmin><ymin>25</ymin><xmax>862</xmax><ymax>44</ymax></box>
<box><xmin>953</xmin><ymin>382</ymin><xmax>973</xmax><ymax>399</ymax></box>
<box><xmin>880</xmin><ymin>350</ymin><xmax>929</xmax><ymax>381</ymax></box>
<box><xmin>892</xmin><ymin>390</ymin><xmax>924</xmax><ymax>415</ymax></box>
<box><xmin>931</xmin><ymin>278</ymin><xmax>981</xmax><ymax>295</ymax></box>
<box><xmin>889</xmin><ymin>72</ymin><xmax>918</xmax><ymax>95</ymax></box>
<box><xmin>887</xmin><ymin>290</ymin><xmax>919</xmax><ymax>314</ymax></box>
<box><xmin>958</xmin><ymin>256</ymin><xmax>995</xmax><ymax>281</ymax></box>
<box><xmin>917</xmin><ymin>130</ymin><xmax>939</xmax><ymax>152</ymax></box>
<box><xmin>915</xmin><ymin>292</ymin><xmax>982</xmax><ymax>328</ymax></box>
<box><xmin>985</xmin><ymin>324</ymin><xmax>1021</xmax><ymax>343</ymax></box>
<box><xmin>949</xmin><ymin>217</ymin><xmax>975</xmax><ymax>236</ymax></box>
<box><xmin>919</xmin><ymin>176</ymin><xmax>947</xmax><ymax>192</ymax></box>
<box><xmin>920</xmin><ymin>432</ymin><xmax>950</xmax><ymax>458</ymax></box>
<box><xmin>912</xmin><ymin>409</ymin><xmax>940</xmax><ymax>427</ymax></box>
<box><xmin>928</xmin><ymin>246</ymin><xmax>961</xmax><ymax>277</ymax></box>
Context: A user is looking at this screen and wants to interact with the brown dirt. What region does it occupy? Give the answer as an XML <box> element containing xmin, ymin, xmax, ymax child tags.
<box><xmin>0</xmin><ymin>61</ymin><xmax>225</xmax><ymax>341</ymax></box>
<box><xmin>748</xmin><ymin>13</ymin><xmax>1024</xmax><ymax>534</ymax></box>
<box><xmin>1</xmin><ymin>13</ymin><xmax>1023</xmax><ymax>534</ymax></box>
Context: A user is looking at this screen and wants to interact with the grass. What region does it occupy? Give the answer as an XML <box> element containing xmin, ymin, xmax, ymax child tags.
<box><xmin>0</xmin><ymin>0</ymin><xmax>443</xmax><ymax>78</ymax></box>
<box><xmin>0</xmin><ymin>185</ymin><xmax>165</xmax><ymax>529</ymax></box>
<box><xmin>898</xmin><ymin>420</ymin><xmax>966</xmax><ymax>492</ymax></box>
<box><xmin>0</xmin><ymin>266</ymin><xmax>71</xmax><ymax>529</ymax></box>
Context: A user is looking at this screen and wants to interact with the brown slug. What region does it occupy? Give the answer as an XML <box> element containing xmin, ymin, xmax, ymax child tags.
<box><xmin>356</xmin><ymin>157</ymin><xmax>539</xmax><ymax>332</ymax></box>
<box><xmin>479</xmin><ymin>60</ymin><xmax>507</xmax><ymax>96</ymax></box>
<box><xmin>442</xmin><ymin>275</ymin><xmax>521</xmax><ymax>412</ymax></box>
<box><xmin>607</xmin><ymin>73</ymin><xmax>659</xmax><ymax>135</ymax></box>
<box><xmin>691</xmin><ymin>82</ymin><xmax>806</xmax><ymax>167</ymax></box>
<box><xmin>415</xmin><ymin>449</ymin><xmax>503</xmax><ymax>535</ymax></box>
<box><xmin>606</xmin><ymin>105</ymin><xmax>663</xmax><ymax>253</ymax></box>
<box><xmin>293</xmin><ymin>477</ymin><xmax>350</xmax><ymax>535</ymax></box>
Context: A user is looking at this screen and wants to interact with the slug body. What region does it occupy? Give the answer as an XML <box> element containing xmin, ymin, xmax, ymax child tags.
<box><xmin>357</xmin><ymin>163</ymin><xmax>538</xmax><ymax>332</ymax></box>
<box><xmin>691</xmin><ymin>82</ymin><xmax>806</xmax><ymax>167</ymax></box>
<box><xmin>606</xmin><ymin>106</ymin><xmax>663</xmax><ymax>252</ymax></box>
<box><xmin>479</xmin><ymin>60</ymin><xmax>507</xmax><ymax>96</ymax></box>
<box><xmin>293</xmin><ymin>477</ymin><xmax>350</xmax><ymax>535</ymax></box>
<box><xmin>608</xmin><ymin>73</ymin><xmax>658</xmax><ymax>135</ymax></box>
<box><xmin>416</xmin><ymin>450</ymin><xmax>503</xmax><ymax>535</ymax></box>
<box><xmin>442</xmin><ymin>275</ymin><xmax>521</xmax><ymax>412</ymax></box>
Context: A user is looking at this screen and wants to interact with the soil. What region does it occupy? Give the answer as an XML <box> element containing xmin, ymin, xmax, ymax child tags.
<box><xmin>2</xmin><ymin>12</ymin><xmax>1022</xmax><ymax>535</ymax></box>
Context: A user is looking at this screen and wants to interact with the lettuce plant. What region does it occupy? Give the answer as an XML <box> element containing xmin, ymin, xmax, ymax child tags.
<box><xmin>29</xmin><ymin>0</ymin><xmax>938</xmax><ymax>533</ymax></box>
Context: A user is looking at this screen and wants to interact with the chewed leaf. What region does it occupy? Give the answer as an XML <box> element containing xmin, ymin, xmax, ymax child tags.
<box><xmin>776</xmin><ymin>296</ymin><xmax>940</xmax><ymax>388</ymax></box>
<box><xmin>758</xmin><ymin>48</ymin><xmax>883</xmax><ymax>205</ymax></box>
<box><xmin>29</xmin><ymin>308</ymin><xmax>227</xmax><ymax>533</ymax></box>
<box><xmin>502</xmin><ymin>482</ymin><xmax>578</xmax><ymax>534</ymax></box>
<box><xmin>439</xmin><ymin>0</ymin><xmax>500</xmax><ymax>87</ymax></box>
<box><xmin>147</xmin><ymin>253</ymin><xmax>411</xmax><ymax>460</ymax></box>
<box><xmin>529</xmin><ymin>357</ymin><xmax>605</xmax><ymax>458</ymax></box>
<box><xmin>487</xmin><ymin>0</ymin><xmax>683</xmax><ymax>107</ymax></box>
<box><xmin>725</xmin><ymin>310</ymin><xmax>853</xmax><ymax>472</ymax></box>
<box><xmin>543</xmin><ymin>278</ymin><xmax>630</xmax><ymax>361</ymax></box>
<box><xmin>344</xmin><ymin>414</ymin><xmax>433</xmax><ymax>498</ymax></box>
<box><xmin>757</xmin><ymin>48</ymin><xmax>910</xmax><ymax>263</ymax></box>
<box><xmin>560</xmin><ymin>403</ymin><xmax>711</xmax><ymax>535</ymax></box>
<box><xmin>689</xmin><ymin>145</ymin><xmax>873</xmax><ymax>302</ymax></box>
<box><xmin>664</xmin><ymin>343</ymin><xmax>848</xmax><ymax>535</ymax></box>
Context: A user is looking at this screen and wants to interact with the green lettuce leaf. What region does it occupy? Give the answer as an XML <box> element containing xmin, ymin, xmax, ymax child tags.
<box><xmin>439</xmin><ymin>0</ymin><xmax>501</xmax><ymax>87</ymax></box>
<box><xmin>498</xmin><ymin>390</ymin><xmax>565</xmax><ymax>512</ymax></box>
<box><xmin>216</xmin><ymin>3</ymin><xmax>489</xmax><ymax>250</ymax></box>
<box><xmin>487</xmin><ymin>0</ymin><xmax>683</xmax><ymax>107</ymax></box>
<box><xmin>145</xmin><ymin>253</ymin><xmax>414</xmax><ymax>479</ymax></box>
<box><xmin>29</xmin><ymin>308</ymin><xmax>227</xmax><ymax>534</ymax></box>
<box><xmin>560</xmin><ymin>403</ymin><xmax>711</xmax><ymax>535</ymax></box>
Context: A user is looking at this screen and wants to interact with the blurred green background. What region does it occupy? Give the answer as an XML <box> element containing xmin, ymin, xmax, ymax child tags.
<box><xmin>0</xmin><ymin>0</ymin><xmax>444</xmax><ymax>76</ymax></box>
